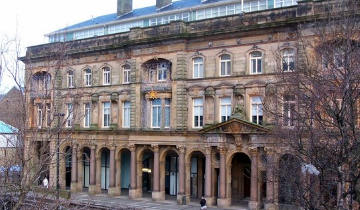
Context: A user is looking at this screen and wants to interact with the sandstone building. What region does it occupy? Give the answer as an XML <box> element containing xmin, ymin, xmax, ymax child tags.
<box><xmin>21</xmin><ymin>0</ymin><xmax>328</xmax><ymax>209</ymax></box>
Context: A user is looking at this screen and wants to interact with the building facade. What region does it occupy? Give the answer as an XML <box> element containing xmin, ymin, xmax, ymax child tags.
<box><xmin>21</xmin><ymin>0</ymin><xmax>327</xmax><ymax>209</ymax></box>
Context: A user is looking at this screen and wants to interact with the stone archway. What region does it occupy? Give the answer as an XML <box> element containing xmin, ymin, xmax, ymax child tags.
<box><xmin>188</xmin><ymin>151</ymin><xmax>206</xmax><ymax>200</ymax></box>
<box><xmin>160</xmin><ymin>148</ymin><xmax>179</xmax><ymax>200</ymax></box>
<box><xmin>82</xmin><ymin>147</ymin><xmax>91</xmax><ymax>189</ymax></box>
<box><xmin>136</xmin><ymin>148</ymin><xmax>154</xmax><ymax>198</ymax></box>
<box><xmin>100</xmin><ymin>148</ymin><xmax>110</xmax><ymax>191</ymax></box>
<box><xmin>230</xmin><ymin>152</ymin><xmax>251</xmax><ymax>206</ymax></box>
<box><xmin>119</xmin><ymin>148</ymin><xmax>131</xmax><ymax>195</ymax></box>
<box><xmin>278</xmin><ymin>154</ymin><xmax>301</xmax><ymax>206</ymax></box>
<box><xmin>64</xmin><ymin>146</ymin><xmax>72</xmax><ymax>190</ymax></box>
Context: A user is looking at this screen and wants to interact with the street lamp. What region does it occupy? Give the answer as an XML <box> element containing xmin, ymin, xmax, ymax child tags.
<box><xmin>54</xmin><ymin>112</ymin><xmax>65</xmax><ymax>202</ymax></box>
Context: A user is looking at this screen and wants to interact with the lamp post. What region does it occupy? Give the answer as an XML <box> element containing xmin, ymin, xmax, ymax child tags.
<box><xmin>54</xmin><ymin>112</ymin><xmax>65</xmax><ymax>201</ymax></box>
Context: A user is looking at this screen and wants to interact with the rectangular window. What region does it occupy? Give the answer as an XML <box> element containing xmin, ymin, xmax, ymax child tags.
<box><xmin>193</xmin><ymin>98</ymin><xmax>204</xmax><ymax>128</ymax></box>
<box><xmin>84</xmin><ymin>70</ymin><xmax>92</xmax><ymax>86</ymax></box>
<box><xmin>84</xmin><ymin>103</ymin><xmax>91</xmax><ymax>128</ymax></box>
<box><xmin>103</xmin><ymin>68</ymin><xmax>111</xmax><ymax>85</ymax></box>
<box><xmin>123</xmin><ymin>67</ymin><xmax>130</xmax><ymax>84</ymax></box>
<box><xmin>164</xmin><ymin>99</ymin><xmax>171</xmax><ymax>128</ymax></box>
<box><xmin>283</xmin><ymin>95</ymin><xmax>296</xmax><ymax>127</ymax></box>
<box><xmin>193</xmin><ymin>57</ymin><xmax>204</xmax><ymax>78</ymax></box>
<box><xmin>46</xmin><ymin>104</ymin><xmax>51</xmax><ymax>127</ymax></box>
<box><xmin>220</xmin><ymin>97</ymin><xmax>232</xmax><ymax>122</ymax></box>
<box><xmin>251</xmin><ymin>97</ymin><xmax>263</xmax><ymax>125</ymax></box>
<box><xmin>66</xmin><ymin>103</ymin><xmax>73</xmax><ymax>128</ymax></box>
<box><xmin>67</xmin><ymin>72</ymin><xmax>74</xmax><ymax>88</ymax></box>
<box><xmin>123</xmin><ymin>101</ymin><xmax>131</xmax><ymax>128</ymax></box>
<box><xmin>103</xmin><ymin>102</ymin><xmax>111</xmax><ymax>128</ymax></box>
<box><xmin>220</xmin><ymin>55</ymin><xmax>231</xmax><ymax>76</ymax></box>
<box><xmin>152</xmin><ymin>99</ymin><xmax>161</xmax><ymax>128</ymax></box>
<box><xmin>37</xmin><ymin>104</ymin><xmax>43</xmax><ymax>128</ymax></box>
<box><xmin>158</xmin><ymin>63</ymin><xmax>168</xmax><ymax>81</ymax></box>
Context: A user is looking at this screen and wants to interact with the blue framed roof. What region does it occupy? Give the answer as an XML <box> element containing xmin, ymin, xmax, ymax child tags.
<box><xmin>0</xmin><ymin>121</ymin><xmax>17</xmax><ymax>134</ymax></box>
<box><xmin>54</xmin><ymin>0</ymin><xmax>231</xmax><ymax>33</ymax></box>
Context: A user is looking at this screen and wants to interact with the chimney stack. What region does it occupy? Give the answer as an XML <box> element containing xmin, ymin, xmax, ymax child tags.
<box><xmin>117</xmin><ymin>0</ymin><xmax>132</xmax><ymax>16</ymax></box>
<box><xmin>156</xmin><ymin>0</ymin><xmax>172</xmax><ymax>8</ymax></box>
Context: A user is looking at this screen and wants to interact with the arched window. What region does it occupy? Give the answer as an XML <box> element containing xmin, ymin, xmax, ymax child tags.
<box><xmin>31</xmin><ymin>72</ymin><xmax>51</xmax><ymax>96</ymax></box>
<box><xmin>123</xmin><ymin>65</ymin><xmax>131</xmax><ymax>84</ymax></box>
<box><xmin>67</xmin><ymin>70</ymin><xmax>74</xmax><ymax>88</ymax></box>
<box><xmin>193</xmin><ymin>57</ymin><xmax>204</xmax><ymax>78</ymax></box>
<box><xmin>157</xmin><ymin>62</ymin><xmax>168</xmax><ymax>81</ymax></box>
<box><xmin>84</xmin><ymin>68</ymin><xmax>92</xmax><ymax>86</ymax></box>
<box><xmin>250</xmin><ymin>51</ymin><xmax>263</xmax><ymax>74</ymax></box>
<box><xmin>103</xmin><ymin>67</ymin><xmax>111</xmax><ymax>85</ymax></box>
<box><xmin>220</xmin><ymin>54</ymin><xmax>231</xmax><ymax>76</ymax></box>
<box><xmin>282</xmin><ymin>49</ymin><xmax>295</xmax><ymax>72</ymax></box>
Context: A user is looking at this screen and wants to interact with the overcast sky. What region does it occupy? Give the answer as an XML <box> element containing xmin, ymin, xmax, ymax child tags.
<box><xmin>0</xmin><ymin>0</ymin><xmax>159</xmax><ymax>93</ymax></box>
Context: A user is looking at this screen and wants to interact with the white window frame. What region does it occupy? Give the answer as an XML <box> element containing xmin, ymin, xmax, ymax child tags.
<box><xmin>193</xmin><ymin>98</ymin><xmax>204</xmax><ymax>128</ymax></box>
<box><xmin>84</xmin><ymin>69</ymin><xmax>92</xmax><ymax>86</ymax></box>
<box><xmin>37</xmin><ymin>104</ymin><xmax>43</xmax><ymax>128</ymax></box>
<box><xmin>122</xmin><ymin>101</ymin><xmax>131</xmax><ymax>128</ymax></box>
<box><xmin>219</xmin><ymin>54</ymin><xmax>231</xmax><ymax>76</ymax></box>
<box><xmin>164</xmin><ymin>99</ymin><xmax>171</xmax><ymax>128</ymax></box>
<box><xmin>67</xmin><ymin>71</ymin><xmax>74</xmax><ymax>88</ymax></box>
<box><xmin>103</xmin><ymin>67</ymin><xmax>111</xmax><ymax>85</ymax></box>
<box><xmin>157</xmin><ymin>63</ymin><xmax>168</xmax><ymax>82</ymax></box>
<box><xmin>151</xmin><ymin>99</ymin><xmax>162</xmax><ymax>128</ymax></box>
<box><xmin>282</xmin><ymin>49</ymin><xmax>295</xmax><ymax>72</ymax></box>
<box><xmin>123</xmin><ymin>65</ymin><xmax>131</xmax><ymax>84</ymax></box>
<box><xmin>250</xmin><ymin>51</ymin><xmax>263</xmax><ymax>74</ymax></box>
<box><xmin>66</xmin><ymin>103</ymin><xmax>73</xmax><ymax>128</ymax></box>
<box><xmin>193</xmin><ymin>57</ymin><xmax>204</xmax><ymax>79</ymax></box>
<box><xmin>46</xmin><ymin>104</ymin><xmax>51</xmax><ymax>127</ymax></box>
<box><xmin>103</xmin><ymin>102</ymin><xmax>111</xmax><ymax>128</ymax></box>
<box><xmin>283</xmin><ymin>95</ymin><xmax>296</xmax><ymax>127</ymax></box>
<box><xmin>220</xmin><ymin>97</ymin><xmax>232</xmax><ymax>122</ymax></box>
<box><xmin>251</xmin><ymin>96</ymin><xmax>263</xmax><ymax>125</ymax></box>
<box><xmin>84</xmin><ymin>103</ymin><xmax>91</xmax><ymax>128</ymax></box>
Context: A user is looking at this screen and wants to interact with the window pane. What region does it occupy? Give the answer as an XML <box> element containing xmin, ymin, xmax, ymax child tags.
<box><xmin>165</xmin><ymin>106</ymin><xmax>170</xmax><ymax>128</ymax></box>
<box><xmin>227</xmin><ymin>61</ymin><xmax>231</xmax><ymax>75</ymax></box>
<box><xmin>257</xmin><ymin>59</ymin><xmax>262</xmax><ymax>73</ymax></box>
<box><xmin>252</xmin><ymin>59</ymin><xmax>256</xmax><ymax>73</ymax></box>
<box><xmin>221</xmin><ymin>62</ymin><xmax>226</xmax><ymax>75</ymax></box>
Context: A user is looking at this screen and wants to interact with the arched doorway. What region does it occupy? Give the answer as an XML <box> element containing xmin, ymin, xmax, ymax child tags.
<box><xmin>189</xmin><ymin>151</ymin><xmax>205</xmax><ymax>200</ymax></box>
<box><xmin>82</xmin><ymin>147</ymin><xmax>91</xmax><ymax>189</ymax></box>
<box><xmin>164</xmin><ymin>150</ymin><xmax>178</xmax><ymax>200</ymax></box>
<box><xmin>141</xmin><ymin>149</ymin><xmax>154</xmax><ymax>197</ymax></box>
<box><xmin>36</xmin><ymin>141</ymin><xmax>50</xmax><ymax>185</ymax></box>
<box><xmin>230</xmin><ymin>152</ymin><xmax>251</xmax><ymax>205</ymax></box>
<box><xmin>100</xmin><ymin>148</ymin><xmax>110</xmax><ymax>191</ymax></box>
<box><xmin>120</xmin><ymin>149</ymin><xmax>131</xmax><ymax>195</ymax></box>
<box><xmin>278</xmin><ymin>154</ymin><xmax>301</xmax><ymax>206</ymax></box>
<box><xmin>64</xmin><ymin>146</ymin><xmax>72</xmax><ymax>190</ymax></box>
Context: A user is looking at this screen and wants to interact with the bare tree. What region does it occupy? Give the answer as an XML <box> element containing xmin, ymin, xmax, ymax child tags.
<box><xmin>265</xmin><ymin>1</ymin><xmax>360</xmax><ymax>210</ymax></box>
<box><xmin>0</xmin><ymin>34</ymin><xmax>89</xmax><ymax>209</ymax></box>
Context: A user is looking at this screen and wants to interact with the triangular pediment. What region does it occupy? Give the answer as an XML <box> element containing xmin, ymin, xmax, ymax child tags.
<box><xmin>200</xmin><ymin>118</ymin><xmax>269</xmax><ymax>134</ymax></box>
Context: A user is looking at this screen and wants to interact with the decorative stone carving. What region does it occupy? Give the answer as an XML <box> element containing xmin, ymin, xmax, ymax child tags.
<box><xmin>111</xmin><ymin>92</ymin><xmax>119</xmax><ymax>102</ymax></box>
<box><xmin>204</xmin><ymin>87</ymin><xmax>215</xmax><ymax>97</ymax></box>
<box><xmin>91</xmin><ymin>94</ymin><xmax>99</xmax><ymax>103</ymax></box>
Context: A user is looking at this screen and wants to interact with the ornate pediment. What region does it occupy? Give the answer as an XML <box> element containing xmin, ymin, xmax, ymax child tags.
<box><xmin>200</xmin><ymin>118</ymin><xmax>269</xmax><ymax>134</ymax></box>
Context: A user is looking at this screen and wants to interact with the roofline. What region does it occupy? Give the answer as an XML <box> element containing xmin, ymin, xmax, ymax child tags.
<box><xmin>45</xmin><ymin>0</ymin><xmax>240</xmax><ymax>36</ymax></box>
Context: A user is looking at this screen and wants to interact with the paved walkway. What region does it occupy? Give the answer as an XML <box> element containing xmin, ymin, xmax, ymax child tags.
<box><xmin>71</xmin><ymin>193</ymin><xmax>249</xmax><ymax>210</ymax></box>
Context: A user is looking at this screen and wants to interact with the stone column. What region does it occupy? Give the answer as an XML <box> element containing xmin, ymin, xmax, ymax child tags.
<box><xmin>70</xmin><ymin>145</ymin><xmax>78</xmax><ymax>192</ymax></box>
<box><xmin>177</xmin><ymin>146</ymin><xmax>186</xmax><ymax>205</ymax></box>
<box><xmin>89</xmin><ymin>146</ymin><xmax>97</xmax><ymax>194</ymax></box>
<box><xmin>129</xmin><ymin>145</ymin><xmax>139</xmax><ymax>199</ymax></box>
<box><xmin>152</xmin><ymin>145</ymin><xmax>162</xmax><ymax>201</ymax></box>
<box><xmin>217</xmin><ymin>147</ymin><xmax>229</xmax><ymax>208</ymax></box>
<box><xmin>108</xmin><ymin>147</ymin><xmax>119</xmax><ymax>196</ymax></box>
<box><xmin>204</xmin><ymin>146</ymin><xmax>214</xmax><ymax>205</ymax></box>
<box><xmin>249</xmin><ymin>147</ymin><xmax>259</xmax><ymax>210</ymax></box>
<box><xmin>265</xmin><ymin>148</ymin><xmax>276</xmax><ymax>210</ymax></box>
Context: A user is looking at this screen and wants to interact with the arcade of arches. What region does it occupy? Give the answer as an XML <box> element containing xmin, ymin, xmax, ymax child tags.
<box><xmin>31</xmin><ymin>120</ymin><xmax>307</xmax><ymax>210</ymax></box>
